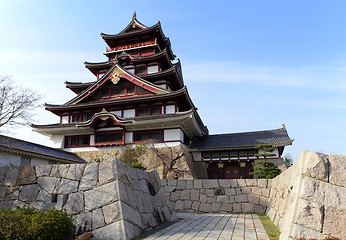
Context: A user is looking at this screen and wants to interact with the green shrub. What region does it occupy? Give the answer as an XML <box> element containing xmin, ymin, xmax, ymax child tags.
<box><xmin>130</xmin><ymin>162</ymin><xmax>147</xmax><ymax>170</ymax></box>
<box><xmin>0</xmin><ymin>206</ymin><xmax>75</xmax><ymax>240</ymax></box>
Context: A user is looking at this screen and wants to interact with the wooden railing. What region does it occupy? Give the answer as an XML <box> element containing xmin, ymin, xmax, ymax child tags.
<box><xmin>106</xmin><ymin>39</ymin><xmax>157</xmax><ymax>53</ymax></box>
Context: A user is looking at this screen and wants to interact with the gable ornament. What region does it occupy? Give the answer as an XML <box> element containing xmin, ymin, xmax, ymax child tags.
<box><xmin>111</xmin><ymin>68</ymin><xmax>121</xmax><ymax>85</ymax></box>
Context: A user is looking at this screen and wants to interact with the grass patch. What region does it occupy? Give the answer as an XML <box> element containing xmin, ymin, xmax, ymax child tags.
<box><xmin>258</xmin><ymin>214</ymin><xmax>280</xmax><ymax>240</ymax></box>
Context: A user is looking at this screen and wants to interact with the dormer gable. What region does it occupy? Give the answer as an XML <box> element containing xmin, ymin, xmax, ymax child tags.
<box><xmin>65</xmin><ymin>64</ymin><xmax>170</xmax><ymax>105</ymax></box>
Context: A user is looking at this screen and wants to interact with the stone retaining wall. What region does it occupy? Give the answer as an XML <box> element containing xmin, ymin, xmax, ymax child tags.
<box><xmin>0</xmin><ymin>159</ymin><xmax>176</xmax><ymax>240</ymax></box>
<box><xmin>267</xmin><ymin>151</ymin><xmax>346</xmax><ymax>240</ymax></box>
<box><xmin>161</xmin><ymin>179</ymin><xmax>272</xmax><ymax>214</ymax></box>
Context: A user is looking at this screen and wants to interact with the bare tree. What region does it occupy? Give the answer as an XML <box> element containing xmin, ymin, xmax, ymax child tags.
<box><xmin>146</xmin><ymin>140</ymin><xmax>188</xmax><ymax>179</ymax></box>
<box><xmin>0</xmin><ymin>76</ymin><xmax>41</xmax><ymax>128</ymax></box>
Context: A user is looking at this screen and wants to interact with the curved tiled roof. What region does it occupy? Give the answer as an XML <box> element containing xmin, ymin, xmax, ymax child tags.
<box><xmin>0</xmin><ymin>134</ymin><xmax>85</xmax><ymax>163</ymax></box>
<box><xmin>190</xmin><ymin>128</ymin><xmax>293</xmax><ymax>151</ymax></box>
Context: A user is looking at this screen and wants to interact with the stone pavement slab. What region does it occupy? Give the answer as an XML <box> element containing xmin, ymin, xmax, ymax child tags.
<box><xmin>142</xmin><ymin>213</ymin><xmax>270</xmax><ymax>240</ymax></box>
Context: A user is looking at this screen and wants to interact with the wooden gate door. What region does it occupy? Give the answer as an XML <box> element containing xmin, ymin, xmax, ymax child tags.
<box><xmin>224</xmin><ymin>163</ymin><xmax>241</xmax><ymax>179</ymax></box>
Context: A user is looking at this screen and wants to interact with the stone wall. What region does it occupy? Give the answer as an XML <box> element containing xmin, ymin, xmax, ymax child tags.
<box><xmin>0</xmin><ymin>159</ymin><xmax>176</xmax><ymax>240</ymax></box>
<box><xmin>161</xmin><ymin>179</ymin><xmax>272</xmax><ymax>214</ymax></box>
<box><xmin>75</xmin><ymin>145</ymin><xmax>208</xmax><ymax>179</ymax></box>
<box><xmin>267</xmin><ymin>151</ymin><xmax>346</xmax><ymax>240</ymax></box>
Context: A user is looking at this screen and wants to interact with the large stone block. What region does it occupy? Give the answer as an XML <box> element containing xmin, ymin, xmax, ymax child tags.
<box><xmin>323</xmin><ymin>206</ymin><xmax>346</xmax><ymax>240</ymax></box>
<box><xmin>3</xmin><ymin>166</ymin><xmax>20</xmax><ymax>186</ymax></box>
<box><xmin>191</xmin><ymin>201</ymin><xmax>200</xmax><ymax>211</ymax></box>
<box><xmin>92</xmin><ymin>221</ymin><xmax>125</xmax><ymax>240</ymax></box>
<box><xmin>133</xmin><ymin>190</ymin><xmax>145</xmax><ymax>213</ymax></box>
<box><xmin>288</xmin><ymin>224</ymin><xmax>324</xmax><ymax>240</ymax></box>
<box><xmin>37</xmin><ymin>176</ymin><xmax>60</xmax><ymax>194</ymax></box>
<box><xmin>205</xmin><ymin>189</ymin><xmax>214</xmax><ymax>197</ymax></box>
<box><xmin>257</xmin><ymin>179</ymin><xmax>267</xmax><ymax>188</ymax></box>
<box><xmin>190</xmin><ymin>189</ymin><xmax>199</xmax><ymax>201</ymax></box>
<box><xmin>211</xmin><ymin>202</ymin><xmax>221</xmax><ymax>212</ymax></box>
<box><xmin>200</xmin><ymin>194</ymin><xmax>207</xmax><ymax>203</ymax></box>
<box><xmin>293</xmin><ymin>199</ymin><xmax>323</xmax><ymax>232</ymax></box>
<box><xmin>79</xmin><ymin>163</ymin><xmax>98</xmax><ymax>191</ymax></box>
<box><xmin>54</xmin><ymin>178</ymin><xmax>78</xmax><ymax>194</ymax></box>
<box><xmin>176</xmin><ymin>180</ymin><xmax>186</xmax><ymax>189</ymax></box>
<box><xmin>242</xmin><ymin>203</ymin><xmax>254</xmax><ymax>213</ymax></box>
<box><xmin>65</xmin><ymin>192</ymin><xmax>84</xmax><ymax>215</ymax></box>
<box><xmin>235</xmin><ymin>194</ymin><xmax>248</xmax><ymax>203</ymax></box>
<box><xmin>74</xmin><ymin>212</ymin><xmax>92</xmax><ymax>235</ymax></box>
<box><xmin>180</xmin><ymin>190</ymin><xmax>190</xmax><ymax>200</ymax></box>
<box><xmin>65</xmin><ymin>164</ymin><xmax>85</xmax><ymax>180</ymax></box>
<box><xmin>220</xmin><ymin>203</ymin><xmax>232</xmax><ymax>212</ymax></box>
<box><xmin>248</xmin><ymin>194</ymin><xmax>260</xmax><ymax>204</ymax></box>
<box><xmin>252</xmin><ymin>187</ymin><xmax>262</xmax><ymax>195</ymax></box>
<box><xmin>174</xmin><ymin>200</ymin><xmax>183</xmax><ymax>211</ymax></box>
<box><xmin>167</xmin><ymin>179</ymin><xmax>177</xmax><ymax>186</ymax></box>
<box><xmin>170</xmin><ymin>191</ymin><xmax>180</xmax><ymax>201</ymax></box>
<box><xmin>121</xmin><ymin>202</ymin><xmax>143</xmax><ymax>228</ymax></box>
<box><xmin>19</xmin><ymin>184</ymin><xmax>40</xmax><ymax>202</ymax></box>
<box><xmin>199</xmin><ymin>203</ymin><xmax>211</xmax><ymax>212</ymax></box>
<box><xmin>194</xmin><ymin>179</ymin><xmax>202</xmax><ymax>189</ymax></box>
<box><xmin>216</xmin><ymin>195</ymin><xmax>229</xmax><ymax>203</ymax></box>
<box><xmin>203</xmin><ymin>179</ymin><xmax>219</xmax><ymax>188</ymax></box>
<box><xmin>236</xmin><ymin>179</ymin><xmax>246</xmax><ymax>187</ymax></box>
<box><xmin>185</xmin><ymin>180</ymin><xmax>193</xmax><ymax>189</ymax></box>
<box><xmin>328</xmin><ymin>154</ymin><xmax>346</xmax><ymax>187</ymax></box>
<box><xmin>92</xmin><ymin>208</ymin><xmax>105</xmax><ymax>230</ymax></box>
<box><xmin>183</xmin><ymin>200</ymin><xmax>192</xmax><ymax>209</ymax></box>
<box><xmin>98</xmin><ymin>160</ymin><xmax>117</xmax><ymax>185</ymax></box>
<box><xmin>50</xmin><ymin>164</ymin><xmax>70</xmax><ymax>178</ymax></box>
<box><xmin>245</xmin><ymin>179</ymin><xmax>257</xmax><ymax>187</ymax></box>
<box><xmin>35</xmin><ymin>165</ymin><xmax>52</xmax><ymax>177</ymax></box>
<box><xmin>301</xmin><ymin>176</ymin><xmax>346</xmax><ymax>210</ymax></box>
<box><xmin>233</xmin><ymin>203</ymin><xmax>241</xmax><ymax>213</ymax></box>
<box><xmin>102</xmin><ymin>201</ymin><xmax>122</xmax><ymax>224</ymax></box>
<box><xmin>206</xmin><ymin>196</ymin><xmax>216</xmax><ymax>204</ymax></box>
<box><xmin>218</xmin><ymin>179</ymin><xmax>231</xmax><ymax>188</ymax></box>
<box><xmin>84</xmin><ymin>181</ymin><xmax>119</xmax><ymax>211</ymax></box>
<box><xmin>225</xmin><ymin>188</ymin><xmax>236</xmax><ymax>195</ymax></box>
<box><xmin>17</xmin><ymin>166</ymin><xmax>36</xmax><ymax>185</ymax></box>
<box><xmin>0</xmin><ymin>186</ymin><xmax>7</xmax><ymax>199</ymax></box>
<box><xmin>230</xmin><ymin>179</ymin><xmax>238</xmax><ymax>188</ymax></box>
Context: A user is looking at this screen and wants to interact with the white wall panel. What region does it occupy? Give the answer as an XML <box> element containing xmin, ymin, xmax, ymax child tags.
<box><xmin>123</xmin><ymin>109</ymin><xmax>135</xmax><ymax>118</ymax></box>
<box><xmin>165</xmin><ymin>105</ymin><xmax>175</xmax><ymax>114</ymax></box>
<box><xmin>164</xmin><ymin>129</ymin><xmax>183</xmax><ymax>142</ymax></box>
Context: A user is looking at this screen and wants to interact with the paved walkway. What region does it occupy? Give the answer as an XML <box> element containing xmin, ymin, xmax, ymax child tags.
<box><xmin>142</xmin><ymin>213</ymin><xmax>270</xmax><ymax>240</ymax></box>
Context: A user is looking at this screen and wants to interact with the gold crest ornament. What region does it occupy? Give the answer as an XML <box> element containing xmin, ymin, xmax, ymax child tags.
<box><xmin>111</xmin><ymin>68</ymin><xmax>121</xmax><ymax>85</ymax></box>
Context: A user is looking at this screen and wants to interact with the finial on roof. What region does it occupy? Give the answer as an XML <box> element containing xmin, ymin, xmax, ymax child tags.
<box><xmin>132</xmin><ymin>11</ymin><xmax>137</xmax><ymax>20</ymax></box>
<box><xmin>282</xmin><ymin>123</ymin><xmax>286</xmax><ymax>129</ymax></box>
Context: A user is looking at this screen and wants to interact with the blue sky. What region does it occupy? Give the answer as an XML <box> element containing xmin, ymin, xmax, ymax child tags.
<box><xmin>1</xmin><ymin>0</ymin><xmax>345</xmax><ymax>161</ymax></box>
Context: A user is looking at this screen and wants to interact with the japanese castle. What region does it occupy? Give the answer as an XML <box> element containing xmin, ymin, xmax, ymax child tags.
<box><xmin>33</xmin><ymin>14</ymin><xmax>293</xmax><ymax>179</ymax></box>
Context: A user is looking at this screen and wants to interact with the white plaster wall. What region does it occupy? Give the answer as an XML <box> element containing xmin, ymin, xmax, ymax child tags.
<box><xmin>125</xmin><ymin>132</ymin><xmax>133</xmax><ymax>143</ymax></box>
<box><xmin>165</xmin><ymin>105</ymin><xmax>175</xmax><ymax>114</ymax></box>
<box><xmin>123</xmin><ymin>109</ymin><xmax>135</xmax><ymax>118</ymax></box>
<box><xmin>48</xmin><ymin>134</ymin><xmax>65</xmax><ymax>148</ymax></box>
<box><xmin>90</xmin><ymin>135</ymin><xmax>95</xmax><ymax>146</ymax></box>
<box><xmin>61</xmin><ymin>116</ymin><xmax>69</xmax><ymax>123</ymax></box>
<box><xmin>0</xmin><ymin>152</ymin><xmax>21</xmax><ymax>166</ymax></box>
<box><xmin>110</xmin><ymin>110</ymin><xmax>122</xmax><ymax>117</ymax></box>
<box><xmin>164</xmin><ymin>129</ymin><xmax>183</xmax><ymax>142</ymax></box>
